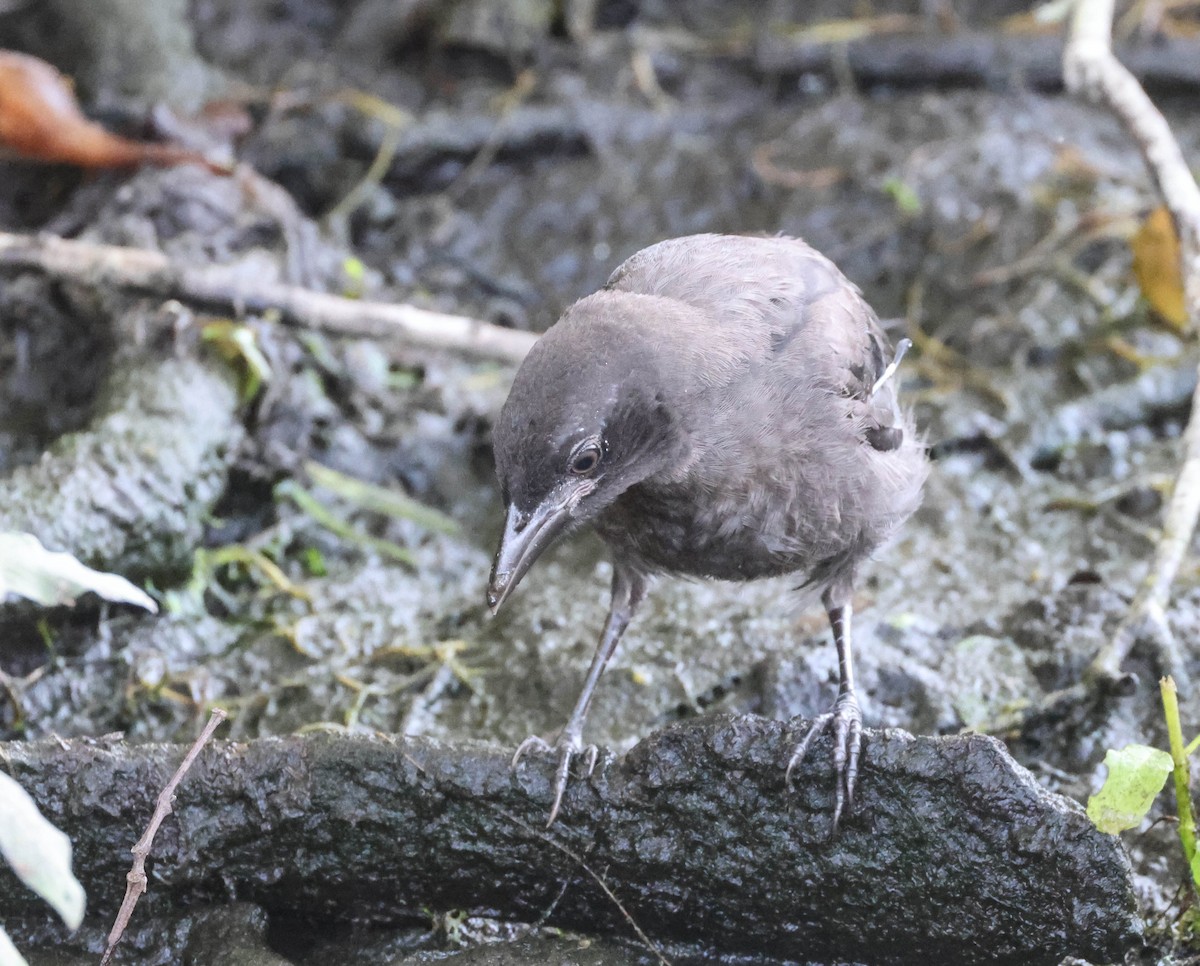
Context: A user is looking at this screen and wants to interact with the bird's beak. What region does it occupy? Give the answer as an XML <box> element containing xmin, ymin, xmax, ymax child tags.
<box><xmin>487</xmin><ymin>488</ymin><xmax>576</xmax><ymax>614</ymax></box>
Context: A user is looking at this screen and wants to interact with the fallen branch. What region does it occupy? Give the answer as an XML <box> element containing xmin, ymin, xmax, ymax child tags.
<box><xmin>1062</xmin><ymin>0</ymin><xmax>1200</xmax><ymax>686</ymax></box>
<box><xmin>0</xmin><ymin>231</ymin><xmax>538</xmax><ymax>364</ymax></box>
<box><xmin>1</xmin><ymin>716</ymin><xmax>1140</xmax><ymax>965</ymax></box>
<box><xmin>755</xmin><ymin>26</ymin><xmax>1200</xmax><ymax>92</ymax></box>
<box><xmin>100</xmin><ymin>708</ymin><xmax>227</xmax><ymax>966</ymax></box>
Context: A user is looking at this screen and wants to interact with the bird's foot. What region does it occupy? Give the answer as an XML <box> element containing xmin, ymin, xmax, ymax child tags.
<box><xmin>786</xmin><ymin>690</ymin><xmax>863</xmax><ymax>835</ymax></box>
<box><xmin>512</xmin><ymin>732</ymin><xmax>599</xmax><ymax>826</ymax></box>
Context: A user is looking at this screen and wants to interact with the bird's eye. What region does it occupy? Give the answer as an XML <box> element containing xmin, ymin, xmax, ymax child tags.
<box><xmin>569</xmin><ymin>446</ymin><xmax>601</xmax><ymax>475</ymax></box>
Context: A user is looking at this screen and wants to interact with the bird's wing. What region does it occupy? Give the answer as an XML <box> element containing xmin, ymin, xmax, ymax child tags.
<box><xmin>607</xmin><ymin>234</ymin><xmax>848</xmax><ymax>339</ymax></box>
<box><xmin>607</xmin><ymin>233</ymin><xmax>904</xmax><ymax>447</ymax></box>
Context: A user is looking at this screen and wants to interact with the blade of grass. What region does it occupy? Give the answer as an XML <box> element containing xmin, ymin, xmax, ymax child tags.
<box><xmin>305</xmin><ymin>461</ymin><xmax>460</xmax><ymax>536</ymax></box>
<box><xmin>276</xmin><ymin>480</ymin><xmax>416</xmax><ymax>566</ymax></box>
<box><xmin>1160</xmin><ymin>676</ymin><xmax>1197</xmax><ymax>881</ymax></box>
<box><xmin>206</xmin><ymin>545</ymin><xmax>312</xmax><ymax>602</ymax></box>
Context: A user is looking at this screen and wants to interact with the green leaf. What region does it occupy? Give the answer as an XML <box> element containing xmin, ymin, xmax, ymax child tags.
<box><xmin>881</xmin><ymin>176</ymin><xmax>922</xmax><ymax>216</ymax></box>
<box><xmin>0</xmin><ymin>532</ymin><xmax>157</xmax><ymax>612</ymax></box>
<box><xmin>1191</xmin><ymin>845</ymin><xmax>1200</xmax><ymax>891</ymax></box>
<box><xmin>301</xmin><ymin>546</ymin><xmax>327</xmax><ymax>577</ymax></box>
<box><xmin>0</xmin><ymin>772</ymin><xmax>85</xmax><ymax>930</ymax></box>
<box><xmin>1087</xmin><ymin>744</ymin><xmax>1174</xmax><ymax>834</ymax></box>
<box><xmin>341</xmin><ymin>256</ymin><xmax>366</xmax><ymax>298</ymax></box>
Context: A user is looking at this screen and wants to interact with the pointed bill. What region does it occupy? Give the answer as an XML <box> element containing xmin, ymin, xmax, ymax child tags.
<box><xmin>487</xmin><ymin>487</ymin><xmax>577</xmax><ymax>613</ymax></box>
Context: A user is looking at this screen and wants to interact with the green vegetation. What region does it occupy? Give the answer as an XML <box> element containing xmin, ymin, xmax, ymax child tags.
<box><xmin>1088</xmin><ymin>676</ymin><xmax>1199</xmax><ymax>932</ymax></box>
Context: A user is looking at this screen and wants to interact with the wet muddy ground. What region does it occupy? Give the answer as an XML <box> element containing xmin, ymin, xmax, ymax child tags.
<box><xmin>1</xmin><ymin>1</ymin><xmax>1199</xmax><ymax>963</ymax></box>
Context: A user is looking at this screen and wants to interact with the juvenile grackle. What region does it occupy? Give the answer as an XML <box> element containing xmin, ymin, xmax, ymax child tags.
<box><xmin>487</xmin><ymin>233</ymin><xmax>928</xmax><ymax>828</ymax></box>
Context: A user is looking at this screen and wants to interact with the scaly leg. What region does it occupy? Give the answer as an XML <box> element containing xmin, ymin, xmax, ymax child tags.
<box><xmin>786</xmin><ymin>588</ymin><xmax>863</xmax><ymax>834</ymax></box>
<box><xmin>513</xmin><ymin>562</ymin><xmax>647</xmax><ymax>825</ymax></box>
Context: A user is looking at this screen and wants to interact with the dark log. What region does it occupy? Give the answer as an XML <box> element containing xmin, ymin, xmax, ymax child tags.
<box><xmin>755</xmin><ymin>30</ymin><xmax>1200</xmax><ymax>93</ymax></box>
<box><xmin>2</xmin><ymin>714</ymin><xmax>1140</xmax><ymax>965</ymax></box>
<box><xmin>337</xmin><ymin>34</ymin><xmax>1200</xmax><ymax>196</ymax></box>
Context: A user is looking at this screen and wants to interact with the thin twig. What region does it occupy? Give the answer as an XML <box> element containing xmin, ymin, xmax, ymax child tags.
<box><xmin>331</xmin><ymin>122</ymin><xmax>402</xmax><ymax>222</ymax></box>
<box><xmin>486</xmin><ymin>804</ymin><xmax>673</xmax><ymax>966</ymax></box>
<box><xmin>399</xmin><ymin>750</ymin><xmax>671</xmax><ymax>965</ymax></box>
<box><xmin>100</xmin><ymin>708</ymin><xmax>227</xmax><ymax>966</ymax></box>
<box><xmin>751</xmin><ymin>139</ymin><xmax>846</xmax><ymax>191</ymax></box>
<box><xmin>1063</xmin><ymin>0</ymin><xmax>1200</xmax><ymax>685</ymax></box>
<box><xmin>447</xmin><ymin>69</ymin><xmax>537</xmax><ymax>200</ymax></box>
<box><xmin>0</xmin><ymin>231</ymin><xmax>538</xmax><ymax>364</ymax></box>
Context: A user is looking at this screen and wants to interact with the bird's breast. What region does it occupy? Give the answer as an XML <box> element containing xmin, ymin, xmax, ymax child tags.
<box><xmin>593</xmin><ymin>398</ymin><xmax>926</xmax><ymax>586</ymax></box>
<box><xmin>595</xmin><ymin>473</ymin><xmax>843</xmax><ymax>582</ymax></box>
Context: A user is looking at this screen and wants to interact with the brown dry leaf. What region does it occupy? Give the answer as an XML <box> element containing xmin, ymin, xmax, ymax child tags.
<box><xmin>0</xmin><ymin>50</ymin><xmax>222</xmax><ymax>172</ymax></box>
<box><xmin>1131</xmin><ymin>205</ymin><xmax>1187</xmax><ymax>329</ymax></box>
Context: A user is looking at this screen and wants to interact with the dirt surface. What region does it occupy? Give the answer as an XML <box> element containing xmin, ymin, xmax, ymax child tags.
<box><xmin>2</xmin><ymin>0</ymin><xmax>1199</xmax><ymax>963</ymax></box>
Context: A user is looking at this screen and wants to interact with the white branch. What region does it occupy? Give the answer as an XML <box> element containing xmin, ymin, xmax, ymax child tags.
<box><xmin>1063</xmin><ymin>0</ymin><xmax>1200</xmax><ymax>673</ymax></box>
<box><xmin>0</xmin><ymin>231</ymin><xmax>538</xmax><ymax>364</ymax></box>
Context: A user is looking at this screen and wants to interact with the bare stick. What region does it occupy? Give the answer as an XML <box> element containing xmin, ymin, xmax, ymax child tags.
<box><xmin>99</xmin><ymin>708</ymin><xmax>227</xmax><ymax>966</ymax></box>
<box><xmin>489</xmin><ymin>804</ymin><xmax>673</xmax><ymax>966</ymax></box>
<box><xmin>401</xmin><ymin>748</ymin><xmax>671</xmax><ymax>965</ymax></box>
<box><xmin>0</xmin><ymin>231</ymin><xmax>538</xmax><ymax>364</ymax></box>
<box><xmin>1063</xmin><ymin>0</ymin><xmax>1200</xmax><ymax>684</ymax></box>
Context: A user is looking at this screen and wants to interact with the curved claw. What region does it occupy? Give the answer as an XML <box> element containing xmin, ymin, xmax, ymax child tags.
<box><xmin>785</xmin><ymin>692</ymin><xmax>863</xmax><ymax>835</ymax></box>
<box><xmin>511</xmin><ymin>734</ymin><xmax>600</xmax><ymax>826</ymax></box>
<box><xmin>512</xmin><ymin>734</ymin><xmax>552</xmax><ymax>768</ymax></box>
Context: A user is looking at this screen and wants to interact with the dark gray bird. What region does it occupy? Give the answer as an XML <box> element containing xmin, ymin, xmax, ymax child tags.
<box><xmin>487</xmin><ymin>233</ymin><xmax>928</xmax><ymax>828</ymax></box>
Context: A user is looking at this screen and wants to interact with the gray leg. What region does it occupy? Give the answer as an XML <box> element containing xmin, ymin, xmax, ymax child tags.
<box><xmin>513</xmin><ymin>562</ymin><xmax>647</xmax><ymax>825</ymax></box>
<box><xmin>786</xmin><ymin>588</ymin><xmax>863</xmax><ymax>834</ymax></box>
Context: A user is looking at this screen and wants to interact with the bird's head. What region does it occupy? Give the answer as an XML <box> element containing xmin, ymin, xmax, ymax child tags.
<box><xmin>486</xmin><ymin>293</ymin><xmax>689</xmax><ymax>612</ymax></box>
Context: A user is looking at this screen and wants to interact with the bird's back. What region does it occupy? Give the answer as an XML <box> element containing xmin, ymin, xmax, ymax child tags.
<box><xmin>596</xmin><ymin>234</ymin><xmax>928</xmax><ymax>591</ymax></box>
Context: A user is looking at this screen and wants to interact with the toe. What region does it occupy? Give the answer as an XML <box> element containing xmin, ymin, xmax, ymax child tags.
<box><xmin>831</xmin><ymin>713</ymin><xmax>850</xmax><ymax>826</ymax></box>
<box><xmin>545</xmin><ymin>746</ymin><xmax>575</xmax><ymax>827</ymax></box>
<box><xmin>515</xmin><ymin>733</ymin><xmax>603</xmax><ymax>826</ymax></box>
<box><xmin>832</xmin><ymin>711</ymin><xmax>850</xmax><ymax>776</ymax></box>
<box><xmin>845</xmin><ymin>716</ymin><xmax>863</xmax><ymax>811</ymax></box>
<box><xmin>787</xmin><ymin>695</ymin><xmax>866</xmax><ymax>834</ymax></box>
<box><xmin>511</xmin><ymin>734</ymin><xmax>551</xmax><ymax>769</ymax></box>
<box><xmin>786</xmin><ymin>711</ymin><xmax>833</xmax><ymax>785</ymax></box>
